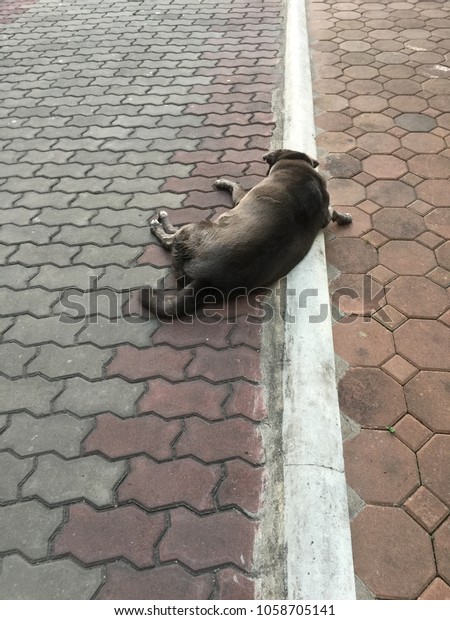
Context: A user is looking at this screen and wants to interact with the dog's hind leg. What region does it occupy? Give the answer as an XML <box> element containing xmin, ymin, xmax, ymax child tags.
<box><xmin>329</xmin><ymin>207</ymin><xmax>352</xmax><ymax>226</ymax></box>
<box><xmin>158</xmin><ymin>210</ymin><xmax>178</xmax><ymax>234</ymax></box>
<box><xmin>213</xmin><ymin>178</ymin><xmax>247</xmax><ymax>206</ymax></box>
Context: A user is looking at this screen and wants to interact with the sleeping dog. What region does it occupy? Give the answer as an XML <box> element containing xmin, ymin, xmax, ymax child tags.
<box><xmin>141</xmin><ymin>149</ymin><xmax>352</xmax><ymax>318</ymax></box>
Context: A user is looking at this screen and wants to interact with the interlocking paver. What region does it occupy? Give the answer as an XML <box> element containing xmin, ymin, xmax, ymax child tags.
<box><xmin>0</xmin><ymin>412</ymin><xmax>92</xmax><ymax>458</ymax></box>
<box><xmin>9</xmin><ymin>243</ymin><xmax>79</xmax><ymax>267</ymax></box>
<box><xmin>54</xmin><ymin>377</ymin><xmax>145</xmax><ymax>418</ymax></box>
<box><xmin>22</xmin><ymin>453</ymin><xmax>126</xmax><ymax>507</ymax></box>
<box><xmin>28</xmin><ymin>343</ymin><xmax>113</xmax><ymax>380</ymax></box>
<box><xmin>0</xmin><ymin>288</ymin><xmax>59</xmax><ymax>317</ymax></box>
<box><xmin>29</xmin><ymin>264</ymin><xmax>102</xmax><ymax>291</ymax></box>
<box><xmin>54</xmin><ymin>503</ymin><xmax>166</xmax><ymax>568</ymax></box>
<box><xmin>77</xmin><ymin>315</ymin><xmax>156</xmax><ymax>348</ymax></box>
<box><xmin>0</xmin><ymin>554</ymin><xmax>102</xmax><ymax>600</ymax></box>
<box><xmin>0</xmin><ymin>375</ymin><xmax>63</xmax><ymax>416</ymax></box>
<box><xmin>4</xmin><ymin>314</ymin><xmax>82</xmax><ymax>346</ymax></box>
<box><xmin>96</xmin><ymin>563</ymin><xmax>214</xmax><ymax>600</ymax></box>
<box><xmin>107</xmin><ymin>345</ymin><xmax>192</xmax><ymax>382</ymax></box>
<box><xmin>0</xmin><ymin>453</ymin><xmax>33</xmax><ymax>502</ymax></box>
<box><xmin>0</xmin><ymin>501</ymin><xmax>63</xmax><ymax>560</ymax></box>
<box><xmin>0</xmin><ymin>342</ymin><xmax>36</xmax><ymax>377</ymax></box>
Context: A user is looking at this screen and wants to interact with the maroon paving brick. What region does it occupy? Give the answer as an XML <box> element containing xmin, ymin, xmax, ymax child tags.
<box><xmin>425</xmin><ymin>208</ymin><xmax>450</xmax><ymax>239</ymax></box>
<box><xmin>404</xmin><ymin>486</ymin><xmax>449</xmax><ymax>533</ymax></box>
<box><xmin>228</xmin><ymin>316</ymin><xmax>263</xmax><ymax>349</ymax></box>
<box><xmin>330</xmin><ymin>273</ymin><xmax>385</xmax><ymax>318</ymax></box>
<box><xmin>344</xmin><ymin>430</ymin><xmax>419</xmax><ymax>505</ymax></box>
<box><xmin>216</xmin><ymin>568</ymin><xmax>256</xmax><ymax>600</ymax></box>
<box><xmin>434</xmin><ymin>519</ymin><xmax>450</xmax><ymax>584</ymax></box>
<box><xmin>118</xmin><ymin>456</ymin><xmax>220</xmax><ymax>512</ymax></box>
<box><xmin>394</xmin><ymin>320</ymin><xmax>449</xmax><ymax>370</ymax></box>
<box><xmin>138</xmin><ymin>378</ymin><xmax>228</xmax><ymax>420</ymax></box>
<box><xmin>53</xmin><ymin>503</ymin><xmax>165</xmax><ymax>568</ymax></box>
<box><xmin>379</xmin><ymin>240</ymin><xmax>436</xmax><ymax>275</ymax></box>
<box><xmin>394</xmin><ymin>414</ymin><xmax>432</xmax><ymax>452</ymax></box>
<box><xmin>418</xmin><ymin>435</ymin><xmax>450</xmax><ymax>507</ymax></box>
<box><xmin>97</xmin><ymin>563</ymin><xmax>214</xmax><ymax>600</ymax></box>
<box><xmin>137</xmin><ymin>244</ymin><xmax>171</xmax><ymax>267</ymax></box>
<box><xmin>333</xmin><ymin>317</ymin><xmax>394</xmax><ymax>367</ymax></box>
<box><xmin>417</xmin><ymin>180</ymin><xmax>450</xmax><ymax>208</ymax></box>
<box><xmin>352</xmin><ymin>506</ymin><xmax>436</xmax><ymax>599</ymax></box>
<box><xmin>405</xmin><ymin>372</ymin><xmax>450</xmax><ymax>432</ymax></box>
<box><xmin>152</xmin><ymin>317</ymin><xmax>233</xmax><ymax>349</ymax></box>
<box><xmin>373</xmin><ymin>208</ymin><xmax>426</xmax><ymax>240</ymax></box>
<box><xmin>338</xmin><ymin>367</ymin><xmax>406</xmax><ymax>428</ymax></box>
<box><xmin>159</xmin><ymin>507</ymin><xmax>257</xmax><ymax>571</ymax></box>
<box><xmin>176</xmin><ymin>416</ymin><xmax>264</xmax><ymax>465</ymax></box>
<box><xmin>83</xmin><ymin>413</ymin><xmax>180</xmax><ymax>460</ymax></box>
<box><xmin>106</xmin><ymin>345</ymin><xmax>192</xmax><ymax>381</ymax></box>
<box><xmin>381</xmin><ymin>355</ymin><xmax>417</xmax><ymax>385</ymax></box>
<box><xmin>366</xmin><ymin>179</ymin><xmax>416</xmax><ymax>207</ymax></box>
<box><xmin>225</xmin><ymin>381</ymin><xmax>267</xmax><ymax>421</ymax></box>
<box><xmin>186</xmin><ymin>345</ymin><xmax>262</xmax><ymax>382</ymax></box>
<box><xmin>218</xmin><ymin>460</ymin><xmax>266</xmax><ymax>515</ymax></box>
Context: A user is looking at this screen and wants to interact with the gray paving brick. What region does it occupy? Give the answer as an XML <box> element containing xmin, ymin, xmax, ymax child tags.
<box><xmin>85</xmin><ymin>163</ymin><xmax>141</xmax><ymax>179</ymax></box>
<box><xmin>119</xmin><ymin>150</ymin><xmax>172</xmax><ymax>165</ymax></box>
<box><xmin>107</xmin><ymin>177</ymin><xmax>163</xmax><ymax>194</ymax></box>
<box><xmin>0</xmin><ymin>317</ymin><xmax>15</xmax><ymax>337</ymax></box>
<box><xmin>37</xmin><ymin>126</ymin><xmax>86</xmax><ymax>140</ymax></box>
<box><xmin>15</xmin><ymin>192</ymin><xmax>75</xmax><ymax>209</ymax></box>
<box><xmin>0</xmin><ymin>244</ymin><xmax>17</xmax><ymax>263</ymax></box>
<box><xmin>0</xmin><ymin>501</ymin><xmax>63</xmax><ymax>559</ymax></box>
<box><xmin>52</xmin><ymin>177</ymin><xmax>110</xmax><ymax>193</ymax></box>
<box><xmin>33</xmin><ymin>207</ymin><xmax>93</xmax><ymax>226</ymax></box>
<box><xmin>53</xmin><ymin>289</ymin><xmax>127</xmax><ymax>320</ymax></box>
<box><xmin>1</xmin><ymin>177</ymin><xmax>57</xmax><ymax>193</ymax></box>
<box><xmin>54</xmin><ymin>376</ymin><xmax>145</xmax><ymax>418</ymax></box>
<box><xmin>0</xmin><ymin>343</ymin><xmax>36</xmax><ymax>377</ymax></box>
<box><xmin>84</xmin><ymin>126</ymin><xmax>132</xmax><ymax>140</ymax></box>
<box><xmin>91</xmin><ymin>208</ymin><xmax>149</xmax><ymax>228</ymax></box>
<box><xmin>0</xmin><ymin>192</ymin><xmax>20</xmax><ymax>209</ymax></box>
<box><xmin>53</xmin><ymin>224</ymin><xmax>118</xmax><ymax>245</ymax></box>
<box><xmin>54</xmin><ymin>137</ymin><xmax>106</xmax><ymax>152</ymax></box>
<box><xmin>0</xmin><ymin>209</ymin><xmax>38</xmax><ymax>225</ymax></box>
<box><xmin>9</xmin><ymin>243</ymin><xmax>79</xmax><ymax>266</ymax></box>
<box><xmin>128</xmin><ymin>192</ymin><xmax>186</xmax><ymax>210</ymax></box>
<box><xmin>0</xmin><ymin>376</ymin><xmax>63</xmax><ymax>416</ymax></box>
<box><xmin>78</xmin><ymin>314</ymin><xmax>157</xmax><ymax>348</ymax></box>
<box><xmin>69</xmin><ymin>149</ymin><xmax>122</xmax><ymax>165</ymax></box>
<box><xmin>0</xmin><ymin>412</ymin><xmax>93</xmax><ymax>458</ymax></box>
<box><xmin>112</xmin><ymin>225</ymin><xmax>153</xmax><ymax>245</ymax></box>
<box><xmin>30</xmin><ymin>265</ymin><xmax>102</xmax><ymax>290</ymax></box>
<box><xmin>22</xmin><ymin>453</ymin><xmax>126</xmax><ymax>506</ymax></box>
<box><xmin>5</xmin><ymin>138</ymin><xmax>57</xmax><ymax>152</ymax></box>
<box><xmin>0</xmin><ymin>453</ymin><xmax>33</xmax><ymax>501</ymax></box>
<box><xmin>28</xmin><ymin>343</ymin><xmax>113</xmax><ymax>380</ymax></box>
<box><xmin>39</xmin><ymin>162</ymin><xmax>92</xmax><ymax>178</ymax></box>
<box><xmin>0</xmin><ymin>265</ymin><xmax>39</xmax><ymax>289</ymax></box>
<box><xmin>67</xmin><ymin>114</ymin><xmax>112</xmax><ymax>128</ymax></box>
<box><xmin>0</xmin><ymin>554</ymin><xmax>102</xmax><ymax>600</ymax></box>
<box><xmin>99</xmin><ymin>138</ymin><xmax>151</xmax><ymax>152</ymax></box>
<box><xmin>0</xmin><ymin>224</ymin><xmax>58</xmax><ymax>245</ymax></box>
<box><xmin>71</xmin><ymin>192</ymin><xmax>130</xmax><ymax>210</ymax></box>
<box><xmin>139</xmin><ymin>163</ymin><xmax>193</xmax><ymax>179</ymax></box>
<box><xmin>21</xmin><ymin>150</ymin><xmax>73</xmax><ymax>164</ymax></box>
<box><xmin>0</xmin><ymin>162</ymin><xmax>40</xmax><ymax>177</ymax></box>
<box><xmin>73</xmin><ymin>244</ymin><xmax>140</xmax><ymax>267</ymax></box>
<box><xmin>4</xmin><ymin>315</ymin><xmax>82</xmax><ymax>346</ymax></box>
<box><xmin>149</xmin><ymin>137</ymin><xmax>201</xmax><ymax>152</ymax></box>
<box><xmin>0</xmin><ymin>288</ymin><xmax>60</xmax><ymax>316</ymax></box>
<box><xmin>98</xmin><ymin>264</ymin><xmax>163</xmax><ymax>291</ymax></box>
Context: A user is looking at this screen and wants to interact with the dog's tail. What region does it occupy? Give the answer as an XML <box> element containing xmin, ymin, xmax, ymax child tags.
<box><xmin>141</xmin><ymin>280</ymin><xmax>208</xmax><ymax>319</ymax></box>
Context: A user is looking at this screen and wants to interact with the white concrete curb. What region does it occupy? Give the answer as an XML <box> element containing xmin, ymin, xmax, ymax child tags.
<box><xmin>282</xmin><ymin>0</ymin><xmax>356</xmax><ymax>599</ymax></box>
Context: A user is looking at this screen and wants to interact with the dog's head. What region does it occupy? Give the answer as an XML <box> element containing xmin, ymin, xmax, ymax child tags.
<box><xmin>263</xmin><ymin>149</ymin><xmax>319</xmax><ymax>174</ymax></box>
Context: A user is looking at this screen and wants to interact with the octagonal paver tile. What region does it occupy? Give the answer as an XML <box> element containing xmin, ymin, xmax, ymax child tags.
<box><xmin>386</xmin><ymin>276</ymin><xmax>449</xmax><ymax>318</ymax></box>
<box><xmin>379</xmin><ymin>240</ymin><xmax>436</xmax><ymax>275</ymax></box>
<box><xmin>436</xmin><ymin>241</ymin><xmax>450</xmax><ymax>270</ymax></box>
<box><xmin>362</xmin><ymin>155</ymin><xmax>408</xmax><ymax>179</ymax></box>
<box><xmin>351</xmin><ymin>506</ymin><xmax>436</xmax><ymax>599</ymax></box>
<box><xmin>385</xmin><ymin>79</ymin><xmax>421</xmax><ymax>95</ymax></box>
<box><xmin>322</xmin><ymin>153</ymin><xmax>362</xmax><ymax>179</ymax></box>
<box><xmin>395</xmin><ymin>113</ymin><xmax>437</xmax><ymax>132</ymax></box>
<box><xmin>434</xmin><ymin>519</ymin><xmax>450</xmax><ymax>584</ymax></box>
<box><xmin>326</xmin><ymin>238</ymin><xmax>378</xmax><ymax>274</ymax></box>
<box><xmin>317</xmin><ymin>132</ymin><xmax>356</xmax><ymax>153</ymax></box>
<box><xmin>425</xmin><ymin>208</ymin><xmax>450</xmax><ymax>239</ymax></box>
<box><xmin>417</xmin><ymin>180</ymin><xmax>450</xmax><ymax>207</ymax></box>
<box><xmin>401</xmin><ymin>133</ymin><xmax>446</xmax><ymax>154</ymax></box>
<box><xmin>316</xmin><ymin>112</ymin><xmax>353</xmax><ymax>132</ymax></box>
<box><xmin>344</xmin><ymin>430</ymin><xmax>419</xmax><ymax>504</ymax></box>
<box><xmin>373</xmin><ymin>208</ymin><xmax>426</xmax><ymax>240</ymax></box>
<box><xmin>405</xmin><ymin>371</ymin><xmax>450</xmax><ymax>432</ymax></box>
<box><xmin>333</xmin><ymin>318</ymin><xmax>394</xmax><ymax>367</ymax></box>
<box><xmin>356</xmin><ymin>133</ymin><xmax>401</xmax><ymax>154</ymax></box>
<box><xmin>394</xmin><ymin>320</ymin><xmax>449</xmax><ymax>370</ymax></box>
<box><xmin>338</xmin><ymin>367</ymin><xmax>406</xmax><ymax>428</ymax></box>
<box><xmin>352</xmin><ymin>95</ymin><xmax>388</xmax><ymax>113</ymax></box>
<box><xmin>367</xmin><ymin>180</ymin><xmax>416</xmax><ymax>207</ymax></box>
<box><xmin>409</xmin><ymin>154</ymin><xmax>450</xmax><ymax>179</ymax></box>
<box><xmin>353</xmin><ymin>113</ymin><xmax>394</xmax><ymax>132</ymax></box>
<box><xmin>330</xmin><ymin>273</ymin><xmax>385</xmax><ymax>317</ymax></box>
<box><xmin>418</xmin><ymin>435</ymin><xmax>450</xmax><ymax>506</ymax></box>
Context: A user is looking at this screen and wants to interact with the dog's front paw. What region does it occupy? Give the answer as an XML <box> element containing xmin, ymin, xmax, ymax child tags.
<box><xmin>213</xmin><ymin>178</ymin><xmax>232</xmax><ymax>191</ymax></box>
<box><xmin>158</xmin><ymin>210</ymin><xmax>168</xmax><ymax>218</ymax></box>
<box><xmin>340</xmin><ymin>213</ymin><xmax>353</xmax><ymax>225</ymax></box>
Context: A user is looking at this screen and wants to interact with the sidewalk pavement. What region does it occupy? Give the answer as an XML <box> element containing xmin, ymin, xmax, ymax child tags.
<box><xmin>0</xmin><ymin>0</ymin><xmax>282</xmax><ymax>600</ymax></box>
<box><xmin>0</xmin><ymin>0</ymin><xmax>449</xmax><ymax>603</ymax></box>
<box><xmin>308</xmin><ymin>0</ymin><xmax>450</xmax><ymax>600</ymax></box>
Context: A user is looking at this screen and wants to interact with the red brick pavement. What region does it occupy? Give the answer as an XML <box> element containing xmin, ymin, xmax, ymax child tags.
<box><xmin>308</xmin><ymin>0</ymin><xmax>450</xmax><ymax>600</ymax></box>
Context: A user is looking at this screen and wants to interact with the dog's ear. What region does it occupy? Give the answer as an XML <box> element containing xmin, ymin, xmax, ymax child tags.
<box><xmin>263</xmin><ymin>150</ymin><xmax>281</xmax><ymax>167</ymax></box>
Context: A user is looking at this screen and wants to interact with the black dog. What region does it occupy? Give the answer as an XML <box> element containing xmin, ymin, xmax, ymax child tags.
<box><xmin>141</xmin><ymin>149</ymin><xmax>352</xmax><ymax>318</ymax></box>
